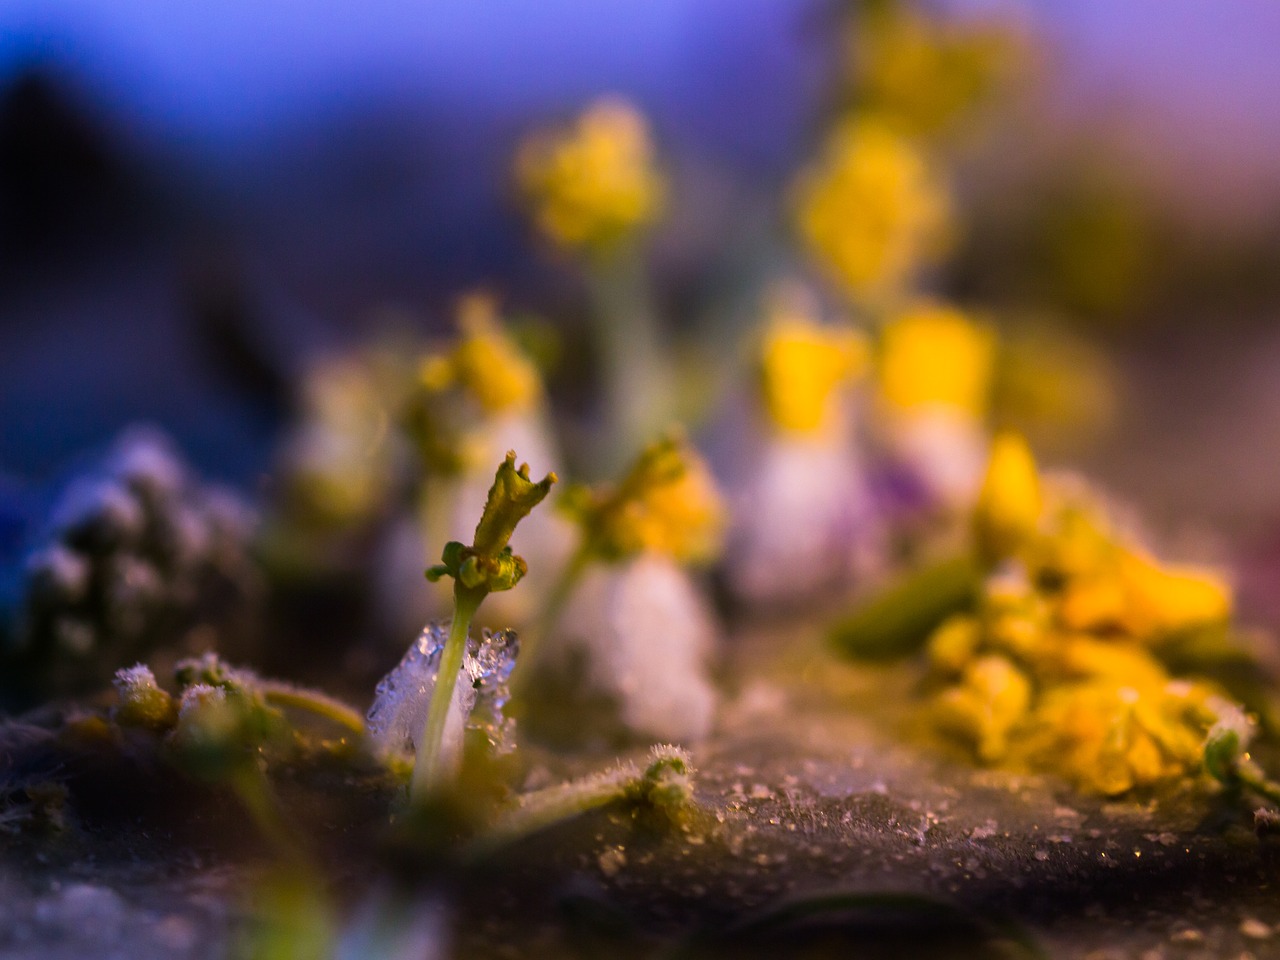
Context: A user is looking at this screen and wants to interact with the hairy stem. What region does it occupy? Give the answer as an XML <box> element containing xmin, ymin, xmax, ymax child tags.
<box><xmin>260</xmin><ymin>684</ymin><xmax>366</xmax><ymax>735</ymax></box>
<box><xmin>467</xmin><ymin>764</ymin><xmax>637</xmax><ymax>860</ymax></box>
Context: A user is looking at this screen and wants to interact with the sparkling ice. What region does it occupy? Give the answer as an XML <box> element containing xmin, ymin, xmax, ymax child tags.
<box><xmin>367</xmin><ymin>621</ymin><xmax>519</xmax><ymax>772</ymax></box>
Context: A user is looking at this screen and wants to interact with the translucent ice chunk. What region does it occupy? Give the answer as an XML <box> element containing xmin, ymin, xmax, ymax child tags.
<box><xmin>367</xmin><ymin>621</ymin><xmax>519</xmax><ymax>771</ymax></box>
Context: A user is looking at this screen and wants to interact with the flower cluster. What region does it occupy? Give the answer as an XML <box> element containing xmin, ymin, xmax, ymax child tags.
<box><xmin>845</xmin><ymin>2</ymin><xmax>1023</xmax><ymax>139</ymax></box>
<box><xmin>418</xmin><ymin>295</ymin><xmax>542</xmax><ymax>424</ymax></box>
<box><xmin>516</xmin><ymin>97</ymin><xmax>666</xmax><ymax>257</ymax></box>
<box><xmin>793</xmin><ymin>117</ymin><xmax>951</xmax><ymax>304</ymax></box>
<box><xmin>928</xmin><ymin>434</ymin><xmax>1237</xmax><ymax>794</ymax></box>
<box><xmin>561</xmin><ymin>433</ymin><xmax>725</xmax><ymax>566</ymax></box>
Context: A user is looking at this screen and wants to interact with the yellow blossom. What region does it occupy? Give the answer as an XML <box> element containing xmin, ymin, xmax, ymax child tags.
<box><xmin>848</xmin><ymin>5</ymin><xmax>1022</xmax><ymax>139</ymax></box>
<box><xmin>878</xmin><ymin>301</ymin><xmax>995</xmax><ymax>418</ymax></box>
<box><xmin>925</xmin><ymin>465</ymin><xmax>1239</xmax><ymax>794</ymax></box>
<box><xmin>758</xmin><ymin>302</ymin><xmax>868</xmax><ymax>435</ymax></box>
<box><xmin>1018</xmin><ymin>678</ymin><xmax>1219</xmax><ymax>795</ymax></box>
<box><xmin>793</xmin><ymin>117</ymin><xmax>950</xmax><ymax>302</ymax></box>
<box><xmin>934</xmin><ymin>654</ymin><xmax>1031</xmax><ymax>762</ymax></box>
<box><xmin>516</xmin><ymin>98</ymin><xmax>665</xmax><ymax>256</ymax></box>
<box><xmin>1057</xmin><ymin>549</ymin><xmax>1232</xmax><ymax>640</ymax></box>
<box><xmin>564</xmin><ymin>433</ymin><xmax>725</xmax><ymax>565</ymax></box>
<box><xmin>974</xmin><ymin>432</ymin><xmax>1042</xmax><ymax>560</ymax></box>
<box><xmin>421</xmin><ymin>296</ymin><xmax>542</xmax><ymax>417</ymax></box>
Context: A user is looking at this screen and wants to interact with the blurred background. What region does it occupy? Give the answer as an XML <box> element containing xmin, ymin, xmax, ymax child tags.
<box><xmin>3</xmin><ymin>0</ymin><xmax>1280</xmax><ymax>533</ymax></box>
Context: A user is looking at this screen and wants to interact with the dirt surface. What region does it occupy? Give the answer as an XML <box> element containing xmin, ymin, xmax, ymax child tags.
<box><xmin>4</xmin><ymin>618</ymin><xmax>1279</xmax><ymax>960</ymax></box>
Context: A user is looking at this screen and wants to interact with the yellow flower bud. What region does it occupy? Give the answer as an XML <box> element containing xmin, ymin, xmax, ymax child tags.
<box><xmin>516</xmin><ymin>98</ymin><xmax>665</xmax><ymax>256</ymax></box>
<box><xmin>793</xmin><ymin>117</ymin><xmax>950</xmax><ymax>302</ymax></box>
<box><xmin>758</xmin><ymin>304</ymin><xmax>868</xmax><ymax>435</ymax></box>
<box><xmin>878</xmin><ymin>302</ymin><xmax>995</xmax><ymax>418</ymax></box>
<box><xmin>568</xmin><ymin>434</ymin><xmax>726</xmax><ymax>565</ymax></box>
<box><xmin>974</xmin><ymin>432</ymin><xmax>1042</xmax><ymax>560</ymax></box>
<box><xmin>430</xmin><ymin>296</ymin><xmax>542</xmax><ymax>416</ymax></box>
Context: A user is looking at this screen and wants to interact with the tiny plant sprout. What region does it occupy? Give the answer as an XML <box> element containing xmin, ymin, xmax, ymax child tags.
<box><xmin>470</xmin><ymin>744</ymin><xmax>696</xmax><ymax>859</ymax></box>
<box><xmin>112</xmin><ymin>664</ymin><xmax>177</xmax><ymax>731</ymax></box>
<box><xmin>1202</xmin><ymin>702</ymin><xmax>1280</xmax><ymax>804</ymax></box>
<box><xmin>536</xmin><ymin>430</ymin><xmax>724</xmax><ymax>644</ymax></box>
<box><xmin>416</xmin><ymin>452</ymin><xmax>555</xmax><ymax>799</ymax></box>
<box><xmin>627</xmin><ymin>744</ymin><xmax>695</xmax><ymax>815</ymax></box>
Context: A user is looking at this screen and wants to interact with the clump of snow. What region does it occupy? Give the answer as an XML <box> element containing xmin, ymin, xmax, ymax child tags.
<box><xmin>553</xmin><ymin>554</ymin><xmax>718</xmax><ymax>743</ymax></box>
<box><xmin>725</xmin><ymin>435</ymin><xmax>874</xmax><ymax>605</ymax></box>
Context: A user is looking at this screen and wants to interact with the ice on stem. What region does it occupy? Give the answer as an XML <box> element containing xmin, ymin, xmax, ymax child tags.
<box><xmin>405</xmin><ymin>452</ymin><xmax>553</xmax><ymax>797</ymax></box>
<box><xmin>366</xmin><ymin>621</ymin><xmax>520</xmax><ymax>773</ymax></box>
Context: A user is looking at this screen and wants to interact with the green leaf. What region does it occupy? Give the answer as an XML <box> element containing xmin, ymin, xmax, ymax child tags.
<box><xmin>829</xmin><ymin>554</ymin><xmax>981</xmax><ymax>660</ymax></box>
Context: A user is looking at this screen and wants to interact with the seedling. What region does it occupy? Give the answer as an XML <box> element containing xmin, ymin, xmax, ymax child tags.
<box><xmin>417</xmin><ymin>452</ymin><xmax>555</xmax><ymax>799</ymax></box>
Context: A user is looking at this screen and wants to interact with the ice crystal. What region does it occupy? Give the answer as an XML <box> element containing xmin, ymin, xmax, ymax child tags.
<box><xmin>367</xmin><ymin>621</ymin><xmax>519</xmax><ymax>766</ymax></box>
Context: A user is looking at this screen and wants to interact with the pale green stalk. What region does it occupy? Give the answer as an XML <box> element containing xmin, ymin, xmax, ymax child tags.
<box><xmin>585</xmin><ymin>248</ymin><xmax>669</xmax><ymax>471</ymax></box>
<box><xmin>467</xmin><ymin>765</ymin><xmax>637</xmax><ymax>860</ymax></box>
<box><xmin>411</xmin><ymin>586</ymin><xmax>483</xmax><ymax>800</ymax></box>
<box><xmin>260</xmin><ymin>684</ymin><xmax>365</xmax><ymax>735</ymax></box>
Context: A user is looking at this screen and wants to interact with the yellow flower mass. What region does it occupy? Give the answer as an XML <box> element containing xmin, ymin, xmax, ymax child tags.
<box><xmin>420</xmin><ymin>296</ymin><xmax>542</xmax><ymax>417</ymax></box>
<box><xmin>516</xmin><ymin>97</ymin><xmax>666</xmax><ymax>256</ymax></box>
<box><xmin>877</xmin><ymin>301</ymin><xmax>995</xmax><ymax>418</ymax></box>
<box><xmin>793</xmin><ymin>117</ymin><xmax>951</xmax><ymax>302</ymax></box>
<box><xmin>927</xmin><ymin>435</ymin><xmax>1238</xmax><ymax>794</ymax></box>
<box><xmin>758</xmin><ymin>305</ymin><xmax>868</xmax><ymax>435</ymax></box>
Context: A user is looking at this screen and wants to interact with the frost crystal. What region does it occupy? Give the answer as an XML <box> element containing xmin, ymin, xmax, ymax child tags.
<box><xmin>367</xmin><ymin>621</ymin><xmax>519</xmax><ymax>768</ymax></box>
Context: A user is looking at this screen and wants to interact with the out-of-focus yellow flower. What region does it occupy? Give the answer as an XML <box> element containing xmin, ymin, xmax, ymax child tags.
<box><xmin>758</xmin><ymin>304</ymin><xmax>868</xmax><ymax>435</ymax></box>
<box><xmin>793</xmin><ymin>117</ymin><xmax>950</xmax><ymax>302</ymax></box>
<box><xmin>564</xmin><ymin>434</ymin><xmax>725</xmax><ymax>565</ymax></box>
<box><xmin>974</xmin><ymin>432</ymin><xmax>1042</xmax><ymax>560</ymax></box>
<box><xmin>1057</xmin><ymin>550</ymin><xmax>1232</xmax><ymax>640</ymax></box>
<box><xmin>516</xmin><ymin>98</ymin><xmax>665</xmax><ymax>256</ymax></box>
<box><xmin>934</xmin><ymin>654</ymin><xmax>1031</xmax><ymax>762</ymax></box>
<box><xmin>848</xmin><ymin>5</ymin><xmax>1022</xmax><ymax>139</ymax></box>
<box><xmin>1017</xmin><ymin>678</ymin><xmax>1220</xmax><ymax>795</ymax></box>
<box><xmin>924</xmin><ymin>461</ymin><xmax>1240</xmax><ymax>794</ymax></box>
<box><xmin>420</xmin><ymin>296</ymin><xmax>541</xmax><ymax>417</ymax></box>
<box><xmin>289</xmin><ymin>354</ymin><xmax>399</xmax><ymax>526</ymax></box>
<box><xmin>878</xmin><ymin>302</ymin><xmax>995</xmax><ymax>418</ymax></box>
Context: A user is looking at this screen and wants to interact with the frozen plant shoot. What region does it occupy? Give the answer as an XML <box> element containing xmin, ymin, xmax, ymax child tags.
<box><xmin>415</xmin><ymin>452</ymin><xmax>555</xmax><ymax>799</ymax></box>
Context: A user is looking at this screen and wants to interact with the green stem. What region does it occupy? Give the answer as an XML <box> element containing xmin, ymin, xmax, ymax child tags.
<box><xmin>467</xmin><ymin>764</ymin><xmax>636</xmax><ymax>860</ymax></box>
<box><xmin>230</xmin><ymin>763</ymin><xmax>310</xmax><ymax>866</ymax></box>
<box><xmin>585</xmin><ymin>249</ymin><xmax>668</xmax><ymax>472</ymax></box>
<box><xmin>534</xmin><ymin>545</ymin><xmax>591</xmax><ymax>647</ymax></box>
<box><xmin>260</xmin><ymin>684</ymin><xmax>366</xmax><ymax>735</ymax></box>
<box><xmin>1236</xmin><ymin>760</ymin><xmax>1280</xmax><ymax>806</ymax></box>
<box><xmin>411</xmin><ymin>586</ymin><xmax>485</xmax><ymax>800</ymax></box>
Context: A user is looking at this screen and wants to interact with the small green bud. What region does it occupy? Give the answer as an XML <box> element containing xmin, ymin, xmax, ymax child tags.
<box><xmin>471</xmin><ymin>452</ymin><xmax>557</xmax><ymax>557</ymax></box>
<box><xmin>112</xmin><ymin>664</ymin><xmax>178</xmax><ymax>731</ymax></box>
<box><xmin>1204</xmin><ymin>702</ymin><xmax>1254</xmax><ymax>784</ymax></box>
<box><xmin>425</xmin><ymin>453</ymin><xmax>554</xmax><ymax>595</ymax></box>
<box><xmin>629</xmin><ymin>745</ymin><xmax>695</xmax><ymax>811</ymax></box>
